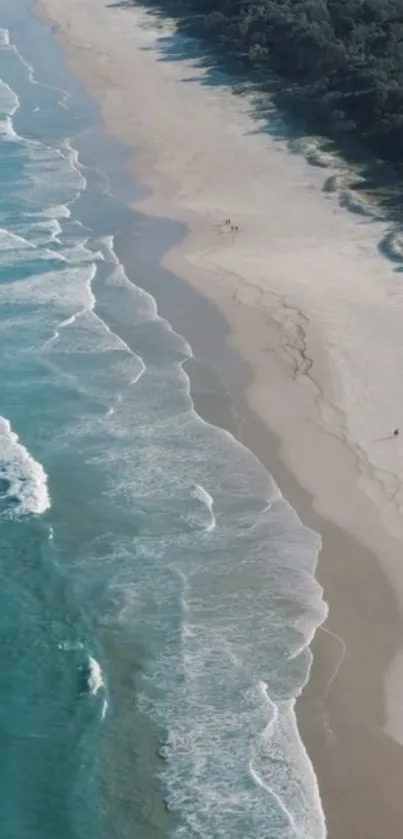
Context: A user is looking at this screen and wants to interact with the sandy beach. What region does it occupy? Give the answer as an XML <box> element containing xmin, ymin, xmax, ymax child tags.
<box><xmin>35</xmin><ymin>0</ymin><xmax>403</xmax><ymax>835</ymax></box>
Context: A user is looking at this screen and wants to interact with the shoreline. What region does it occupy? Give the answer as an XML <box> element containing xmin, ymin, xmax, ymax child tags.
<box><xmin>114</xmin><ymin>219</ymin><xmax>403</xmax><ymax>839</ymax></box>
<box><xmin>34</xmin><ymin>1</ymin><xmax>403</xmax><ymax>836</ymax></box>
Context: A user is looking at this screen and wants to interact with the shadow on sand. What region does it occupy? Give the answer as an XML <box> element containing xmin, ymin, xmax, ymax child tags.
<box><xmin>108</xmin><ymin>0</ymin><xmax>403</xmax><ymax>270</ymax></box>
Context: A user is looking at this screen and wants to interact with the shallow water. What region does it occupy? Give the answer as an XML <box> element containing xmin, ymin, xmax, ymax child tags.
<box><xmin>0</xmin><ymin>2</ymin><xmax>327</xmax><ymax>837</ymax></box>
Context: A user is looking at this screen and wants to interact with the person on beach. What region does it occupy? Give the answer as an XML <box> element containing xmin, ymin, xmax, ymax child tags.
<box><xmin>375</xmin><ymin>428</ymin><xmax>399</xmax><ymax>442</ymax></box>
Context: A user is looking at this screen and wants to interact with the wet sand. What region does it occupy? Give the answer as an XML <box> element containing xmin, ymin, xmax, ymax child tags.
<box><xmin>115</xmin><ymin>220</ymin><xmax>403</xmax><ymax>839</ymax></box>
<box><xmin>35</xmin><ymin>0</ymin><xmax>403</xmax><ymax>836</ymax></box>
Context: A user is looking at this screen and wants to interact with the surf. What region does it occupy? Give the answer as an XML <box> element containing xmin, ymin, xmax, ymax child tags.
<box><xmin>0</xmin><ymin>415</ymin><xmax>50</xmax><ymax>516</ymax></box>
<box><xmin>0</xmin><ymin>11</ymin><xmax>328</xmax><ymax>839</ymax></box>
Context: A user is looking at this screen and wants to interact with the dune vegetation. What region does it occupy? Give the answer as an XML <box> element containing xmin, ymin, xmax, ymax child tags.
<box><xmin>122</xmin><ymin>0</ymin><xmax>403</xmax><ymax>171</ymax></box>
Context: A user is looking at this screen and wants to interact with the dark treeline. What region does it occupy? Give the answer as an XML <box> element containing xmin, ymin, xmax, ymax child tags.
<box><xmin>121</xmin><ymin>0</ymin><xmax>403</xmax><ymax>171</ymax></box>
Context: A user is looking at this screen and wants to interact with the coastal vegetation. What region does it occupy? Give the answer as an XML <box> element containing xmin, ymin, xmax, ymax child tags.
<box><xmin>118</xmin><ymin>0</ymin><xmax>403</xmax><ymax>190</ymax></box>
<box><xmin>192</xmin><ymin>0</ymin><xmax>403</xmax><ymax>158</ymax></box>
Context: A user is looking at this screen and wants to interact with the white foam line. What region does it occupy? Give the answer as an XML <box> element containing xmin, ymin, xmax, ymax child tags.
<box><xmin>40</xmin><ymin>205</ymin><xmax>71</xmax><ymax>221</ymax></box>
<box><xmin>0</xmin><ymin>415</ymin><xmax>50</xmax><ymax>516</ymax></box>
<box><xmin>97</xmin><ymin>242</ymin><xmax>315</xmax><ymax>529</ymax></box>
<box><xmin>248</xmin><ymin>684</ymin><xmax>296</xmax><ymax>830</ymax></box>
<box><xmin>41</xmin><ymin>302</ymin><xmax>147</xmax><ymax>387</ymax></box>
<box><xmin>100</xmin><ymin>234</ymin><xmax>193</xmax><ymax>354</ymax></box>
<box><xmin>0</xmin><ymin>120</ymin><xmax>87</xmax><ymax>244</ymax></box>
<box><xmin>41</xmin><ymin>311</ymin><xmax>83</xmax><ymax>349</ymax></box>
<box><xmin>0</xmin><ymin>78</ymin><xmax>19</xmax><ymax>117</ymax></box>
<box><xmin>40</xmin><ymin>298</ymin><xmax>147</xmax><ymax>387</ymax></box>
<box><xmin>90</xmin><ymin>308</ymin><xmax>147</xmax><ymax>368</ymax></box>
<box><xmin>75</xmin><ymin>142</ymin><xmax>114</xmax><ymax>199</ymax></box>
<box><xmin>86</xmin><ymin>656</ymin><xmax>109</xmax><ymax>719</ymax></box>
<box><xmin>99</xmin><ymin>246</ymin><xmax>309</xmax><ymax>531</ymax></box>
<box><xmin>2</xmin><ymin>111</ymin><xmax>87</xmax><ymax>215</ymax></box>
<box><xmin>130</xmin><ymin>360</ymin><xmax>146</xmax><ymax>385</ymax></box>
<box><xmin>4</xmin><ymin>32</ymin><xmax>72</xmax><ymax>111</ymax></box>
<box><xmin>40</xmin><ymin>259</ymin><xmax>97</xmax><ymax>349</ymax></box>
<box><xmin>289</xmin><ymin>593</ymin><xmax>328</xmax><ymax>662</ymax></box>
<box><xmin>34</xmin><ymin>217</ymin><xmax>63</xmax><ymax>244</ymax></box>
<box><xmin>0</xmin><ymin>44</ymin><xmax>326</xmax><ymax>836</ymax></box>
<box><xmin>191</xmin><ymin>482</ymin><xmax>216</xmax><ymax>532</ymax></box>
<box><xmin>0</xmin><ymin>28</ymin><xmax>10</xmax><ymax>47</ymax></box>
<box><xmin>248</xmin><ymin>687</ymin><xmax>327</xmax><ymax>839</ymax></box>
<box><xmin>85</xmin><ymin>260</ymin><xmax>96</xmax><ymax>311</ymax></box>
<box><xmin>0</xmin><ymin>115</ymin><xmax>17</xmax><ymax>140</ymax></box>
<box><xmin>0</xmin><ymin>227</ymin><xmax>36</xmax><ymax>250</ymax></box>
<box><xmin>103</xmin><ymin>243</ymin><xmax>159</xmax><ymax>322</ymax></box>
<box><xmin>95</xmin><ymin>248</ymin><xmax>303</xmax><ymax>532</ymax></box>
<box><xmin>87</xmin><ymin>655</ymin><xmax>104</xmax><ymax>695</ymax></box>
<box><xmin>61</xmin><ymin>139</ymin><xmax>87</xmax><ymax>191</ymax></box>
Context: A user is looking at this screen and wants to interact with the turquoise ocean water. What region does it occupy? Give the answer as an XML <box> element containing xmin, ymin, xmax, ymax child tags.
<box><xmin>0</xmin><ymin>2</ymin><xmax>327</xmax><ymax>836</ymax></box>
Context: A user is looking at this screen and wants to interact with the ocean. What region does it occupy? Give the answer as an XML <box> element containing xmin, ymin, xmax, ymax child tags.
<box><xmin>0</xmin><ymin>1</ymin><xmax>327</xmax><ymax>836</ymax></box>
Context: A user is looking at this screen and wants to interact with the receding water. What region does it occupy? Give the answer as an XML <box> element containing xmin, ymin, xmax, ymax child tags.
<box><xmin>0</xmin><ymin>2</ymin><xmax>327</xmax><ymax>837</ymax></box>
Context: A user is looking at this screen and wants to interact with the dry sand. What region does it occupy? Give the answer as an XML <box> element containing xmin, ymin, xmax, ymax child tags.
<box><xmin>35</xmin><ymin>0</ymin><xmax>403</xmax><ymax>835</ymax></box>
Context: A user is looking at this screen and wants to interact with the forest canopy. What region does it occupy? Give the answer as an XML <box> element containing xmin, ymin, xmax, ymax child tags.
<box><xmin>131</xmin><ymin>0</ymin><xmax>403</xmax><ymax>166</ymax></box>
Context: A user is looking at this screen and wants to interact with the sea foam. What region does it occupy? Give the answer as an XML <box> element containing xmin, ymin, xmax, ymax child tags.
<box><xmin>0</xmin><ymin>416</ymin><xmax>50</xmax><ymax>516</ymax></box>
<box><xmin>0</xmin><ymin>22</ymin><xmax>327</xmax><ymax>839</ymax></box>
<box><xmin>0</xmin><ymin>28</ymin><xmax>10</xmax><ymax>47</ymax></box>
<box><xmin>87</xmin><ymin>655</ymin><xmax>104</xmax><ymax>695</ymax></box>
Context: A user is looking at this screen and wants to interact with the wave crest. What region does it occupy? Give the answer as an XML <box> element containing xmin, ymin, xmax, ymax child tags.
<box><xmin>0</xmin><ymin>416</ymin><xmax>50</xmax><ymax>516</ymax></box>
